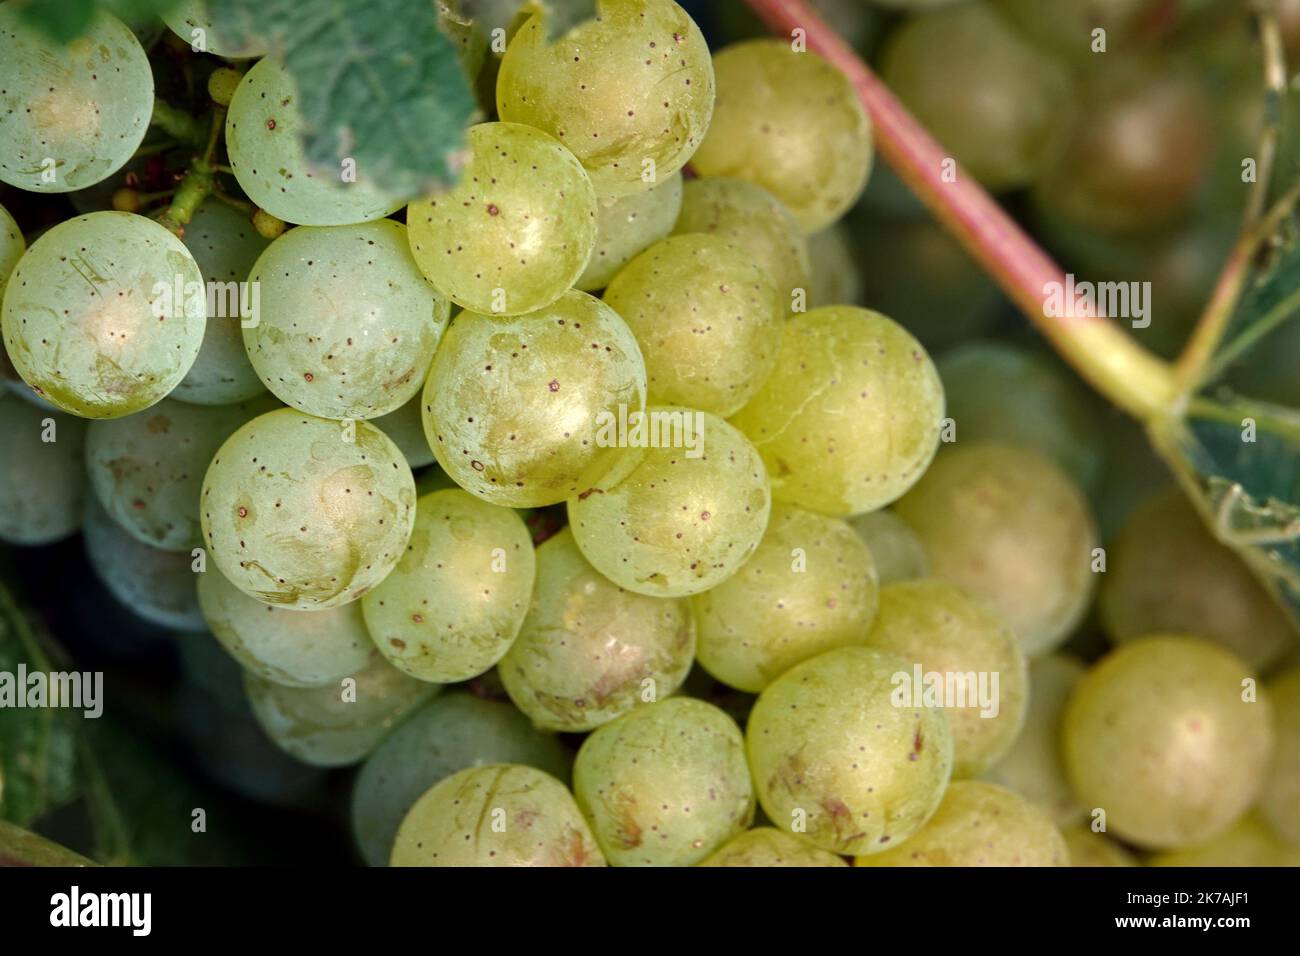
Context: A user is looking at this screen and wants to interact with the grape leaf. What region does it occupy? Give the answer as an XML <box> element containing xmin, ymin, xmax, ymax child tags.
<box><xmin>208</xmin><ymin>0</ymin><xmax>480</xmax><ymax>201</ymax></box>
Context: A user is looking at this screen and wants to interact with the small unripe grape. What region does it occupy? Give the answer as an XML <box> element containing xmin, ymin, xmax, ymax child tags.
<box><xmin>208</xmin><ymin>66</ymin><xmax>242</xmax><ymax>108</ymax></box>
<box><xmin>252</xmin><ymin>208</ymin><xmax>286</xmax><ymax>240</ymax></box>
<box><xmin>111</xmin><ymin>188</ymin><xmax>141</xmax><ymax>213</ymax></box>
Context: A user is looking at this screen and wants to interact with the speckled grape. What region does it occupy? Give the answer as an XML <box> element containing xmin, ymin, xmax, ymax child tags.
<box><xmin>692</xmin><ymin>40</ymin><xmax>872</xmax><ymax>233</ymax></box>
<box><xmin>498</xmin><ymin>528</ymin><xmax>695</xmax><ymax>732</ymax></box>
<box><xmin>865</xmin><ymin>579</ymin><xmax>1028</xmax><ymax>777</ymax></box>
<box><xmin>731</xmin><ymin>307</ymin><xmax>944</xmax><ymax>517</ymax></box>
<box><xmin>0</xmin><ymin>6</ymin><xmax>153</xmax><ymax>193</ymax></box>
<box><xmin>361</xmin><ymin>489</ymin><xmax>535</xmax><ymax>683</ymax></box>
<box><xmin>0</xmin><ymin>394</ymin><xmax>87</xmax><ymax>545</ymax></box>
<box><xmin>848</xmin><ymin>510</ymin><xmax>928</xmax><ymax>585</ymax></box>
<box><xmin>1062</xmin><ymin>637</ymin><xmax>1274</xmax><ymax>849</ymax></box>
<box><xmin>577</xmin><ymin>172</ymin><xmax>683</xmax><ymax>292</ymax></box>
<box><xmin>692</xmin><ymin>503</ymin><xmax>878</xmax><ymax>693</ymax></box>
<box><xmin>893</xmin><ymin>443</ymin><xmax>1098</xmax><ymax>655</ymax></box>
<box><xmin>422</xmin><ymin>291</ymin><xmax>646</xmax><ymax>508</ymax></box>
<box><xmin>604</xmin><ymin>234</ymin><xmax>782</xmax><ymax>417</ymax></box>
<box><xmin>699</xmin><ymin>827</ymin><xmax>848</xmax><ymax>867</ymax></box>
<box><xmin>226</xmin><ymin>58</ymin><xmax>403</xmax><ymax>226</ymax></box>
<box><xmin>496</xmin><ymin>0</ymin><xmax>715</xmax><ymax>198</ymax></box>
<box><xmin>855</xmin><ymin>781</ymin><xmax>1068</xmax><ymax>866</ymax></box>
<box><xmin>200</xmin><ymin>408</ymin><xmax>417</xmax><ymax>610</ymax></box>
<box><xmin>568</xmin><ymin>408</ymin><xmax>771</xmax><ymax>597</ymax></box>
<box><xmin>573</xmin><ymin>698</ymin><xmax>753</xmax><ymax>866</ymax></box>
<box><xmin>244</xmin><ymin>221</ymin><xmax>450</xmax><ymax>421</ymax></box>
<box><xmin>197</xmin><ymin>566</ymin><xmax>376</xmax><ymax>688</ymax></box>
<box><xmin>2</xmin><ymin>213</ymin><xmax>206</xmax><ymax>418</ymax></box>
<box><xmin>407</xmin><ymin>122</ymin><xmax>596</xmax><ymax>316</ymax></box>
<box><xmin>391</xmin><ymin>764</ymin><xmax>604</xmax><ymax>867</ymax></box>
<box><xmin>746</xmin><ymin>646</ymin><xmax>953</xmax><ymax>856</ymax></box>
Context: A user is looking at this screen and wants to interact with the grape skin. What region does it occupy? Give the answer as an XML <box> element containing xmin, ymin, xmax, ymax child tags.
<box><xmin>892</xmin><ymin>442</ymin><xmax>1098</xmax><ymax>655</ymax></box>
<box><xmin>866</xmin><ymin>579</ymin><xmax>1028</xmax><ymax>778</ymax></box>
<box><xmin>407</xmin><ymin>122</ymin><xmax>597</xmax><ymax>316</ymax></box>
<box><xmin>1060</xmin><ymin>827</ymin><xmax>1138</xmax><ymax>867</ymax></box>
<box><xmin>603</xmin><ymin>234</ymin><xmax>782</xmax><ymax>417</ymax></box>
<box><xmin>698</xmin><ymin>827</ymin><xmax>848</xmax><ymax>867</ymax></box>
<box><xmin>573</xmin><ymin>698</ymin><xmax>753</xmax><ymax>867</ymax></box>
<box><xmin>197</xmin><ymin>566</ymin><xmax>376</xmax><ymax>689</ymax></box>
<box><xmin>162</xmin><ymin>0</ymin><xmax>268</xmax><ymax>59</ymax></box>
<box><xmin>731</xmin><ymin>307</ymin><xmax>944</xmax><ymax>517</ymax></box>
<box><xmin>496</xmin><ymin>0</ymin><xmax>715</xmax><ymax>199</ymax></box>
<box><xmin>746</xmin><ymin>646</ymin><xmax>954</xmax><ymax>856</ymax></box>
<box><xmin>692</xmin><ymin>503</ymin><xmax>880</xmax><ymax>693</ymax></box>
<box><xmin>567</xmin><ymin>408</ymin><xmax>771</xmax><ymax>597</ymax></box>
<box><xmin>244</xmin><ymin>221</ymin><xmax>450</xmax><ymax>421</ymax></box>
<box><xmin>498</xmin><ymin>528</ymin><xmax>695</xmax><ymax>732</ymax></box>
<box><xmin>200</xmin><ymin>408</ymin><xmax>417</xmax><ymax>610</ymax></box>
<box><xmin>422</xmin><ymin>291</ymin><xmax>647</xmax><ymax>508</ymax></box>
<box><xmin>351</xmin><ymin>693</ymin><xmax>573</xmax><ymax>866</ymax></box>
<box><xmin>847</xmin><ymin>510</ymin><xmax>928</xmax><ymax>585</ymax></box>
<box><xmin>226</xmin><ymin>58</ymin><xmax>403</xmax><ymax>227</ymax></box>
<box><xmin>672</xmin><ymin>177</ymin><xmax>810</xmax><ymax>312</ymax></box>
<box><xmin>0</xmin><ymin>394</ymin><xmax>87</xmax><ymax>546</ymax></box>
<box><xmin>691</xmin><ymin>40</ymin><xmax>872</xmax><ymax>234</ymax></box>
<box><xmin>361</xmin><ymin>489</ymin><xmax>535</xmax><ymax>684</ymax></box>
<box><xmin>173</xmin><ymin>200</ymin><xmax>270</xmax><ymax>407</ymax></box>
<box><xmin>86</xmin><ymin>396</ymin><xmax>277</xmax><ymax>552</ymax></box>
<box><xmin>855</xmin><ymin>781</ymin><xmax>1069</xmax><ymax>867</ymax></box>
<box><xmin>392</xmin><ymin>764</ymin><xmax>604</xmax><ymax>867</ymax></box>
<box><xmin>244</xmin><ymin>655</ymin><xmax>437</xmax><ymax>768</ymax></box>
<box><xmin>577</xmin><ymin>172</ymin><xmax>683</xmax><ymax>292</ymax></box>
<box><xmin>1062</xmin><ymin>637</ymin><xmax>1274</xmax><ymax>849</ymax></box>
<box><xmin>2</xmin><ymin>213</ymin><xmax>206</xmax><ymax>419</ymax></box>
<box><xmin>1261</xmin><ymin>668</ymin><xmax>1300</xmax><ymax>849</ymax></box>
<box><xmin>0</xmin><ymin>203</ymin><xmax>23</xmax><ymax>301</ymax></box>
<box><xmin>0</xmin><ymin>7</ymin><xmax>153</xmax><ymax>193</ymax></box>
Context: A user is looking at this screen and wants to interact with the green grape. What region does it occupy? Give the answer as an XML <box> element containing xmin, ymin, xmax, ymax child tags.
<box><xmin>351</xmin><ymin>692</ymin><xmax>573</xmax><ymax>866</ymax></box>
<box><xmin>992</xmin><ymin>0</ymin><xmax>1186</xmax><ymax>59</ymax></box>
<box><xmin>498</xmin><ymin>528</ymin><xmax>695</xmax><ymax>731</ymax></box>
<box><xmin>163</xmin><ymin>0</ymin><xmax>267</xmax><ymax>58</ymax></box>
<box><xmin>197</xmin><ymin>566</ymin><xmax>376</xmax><ymax>689</ymax></box>
<box><xmin>805</xmin><ymin>223</ymin><xmax>864</xmax><ymax>309</ymax></box>
<box><xmin>86</xmin><ymin>396</ymin><xmax>275</xmax><ymax>552</ymax></box>
<box><xmin>391</xmin><ymin>764</ymin><xmax>604</xmax><ymax>867</ymax></box>
<box><xmin>848</xmin><ymin>210</ymin><xmax>1004</xmax><ymax>354</ymax></box>
<box><xmin>691</xmin><ymin>503</ymin><xmax>879</xmax><ymax>693</ymax></box>
<box><xmin>698</xmin><ymin>827</ymin><xmax>848</xmax><ymax>867</ymax></box>
<box><xmin>226</xmin><ymin>58</ymin><xmax>403</xmax><ymax>226</ymax></box>
<box><xmin>244</xmin><ymin>655</ymin><xmax>437</xmax><ymax>767</ymax></box>
<box><xmin>200</xmin><ymin>408</ymin><xmax>417</xmax><ymax>610</ymax></box>
<box><xmin>1149</xmin><ymin>813</ymin><xmax>1300</xmax><ymax>867</ymax></box>
<box><xmin>981</xmin><ymin>654</ymin><xmax>1086</xmax><ymax>827</ymax></box>
<box><xmin>892</xmin><ymin>443</ymin><xmax>1098</xmax><ymax>656</ymax></box>
<box><xmin>691</xmin><ymin>40</ymin><xmax>872</xmax><ymax>233</ymax></box>
<box><xmin>0</xmin><ymin>394</ymin><xmax>87</xmax><ymax>545</ymax></box>
<box><xmin>244</xmin><ymin>221</ymin><xmax>450</xmax><ymax>420</ymax></box>
<box><xmin>1261</xmin><ymin>668</ymin><xmax>1300</xmax><ymax>849</ymax></box>
<box><xmin>361</xmin><ymin>489</ymin><xmax>535</xmax><ymax>683</ymax></box>
<box><xmin>422</xmin><ymin>291</ymin><xmax>646</xmax><ymax>508</ymax></box>
<box><xmin>573</xmin><ymin>698</ymin><xmax>753</xmax><ymax>866</ymax></box>
<box><xmin>865</xmin><ymin>579</ymin><xmax>1028</xmax><ymax>778</ymax></box>
<box><xmin>0</xmin><ymin>203</ymin><xmax>22</xmax><ymax>301</ymax></box>
<box><xmin>603</xmin><ymin>234</ymin><xmax>782</xmax><ymax>417</ymax></box>
<box><xmin>577</xmin><ymin>172</ymin><xmax>683</xmax><ymax>292</ymax></box>
<box><xmin>83</xmin><ymin>496</ymin><xmax>203</xmax><ymax>629</ymax></box>
<box><xmin>938</xmin><ymin>342</ymin><xmax>1106</xmax><ymax>492</ymax></box>
<box><xmin>372</xmin><ymin>392</ymin><xmax>435</xmax><ymax>470</ymax></box>
<box><xmin>1062</xmin><ymin>637</ymin><xmax>1273</xmax><ymax>849</ymax></box>
<box><xmin>0</xmin><ymin>6</ymin><xmax>153</xmax><ymax>193</ymax></box>
<box><xmin>173</xmin><ymin>200</ymin><xmax>270</xmax><ymax>407</ymax></box>
<box><xmin>1061</xmin><ymin>826</ymin><xmax>1139</xmax><ymax>867</ymax></box>
<box><xmin>672</xmin><ymin>177</ymin><xmax>810</xmax><ymax>312</ymax></box>
<box><xmin>746</xmin><ymin>646</ymin><xmax>953</xmax><ymax>856</ymax></box>
<box><xmin>1099</xmin><ymin>487</ymin><xmax>1294</xmax><ymax>672</ymax></box>
<box><xmin>406</xmin><ymin>122</ymin><xmax>596</xmax><ymax>316</ymax></box>
<box><xmin>1</xmin><ymin>212</ymin><xmax>206</xmax><ymax>419</ymax></box>
<box><xmin>496</xmin><ymin>0</ymin><xmax>715</xmax><ymax>199</ymax></box>
<box><xmin>847</xmin><ymin>510</ymin><xmax>928</xmax><ymax>585</ymax></box>
<box><xmin>855</xmin><ymin>781</ymin><xmax>1068</xmax><ymax>867</ymax></box>
<box><xmin>567</xmin><ymin>408</ymin><xmax>771</xmax><ymax>597</ymax></box>
<box><xmin>879</xmin><ymin>4</ymin><xmax>1073</xmax><ymax>192</ymax></box>
<box><xmin>731</xmin><ymin>307</ymin><xmax>944</xmax><ymax>517</ymax></box>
